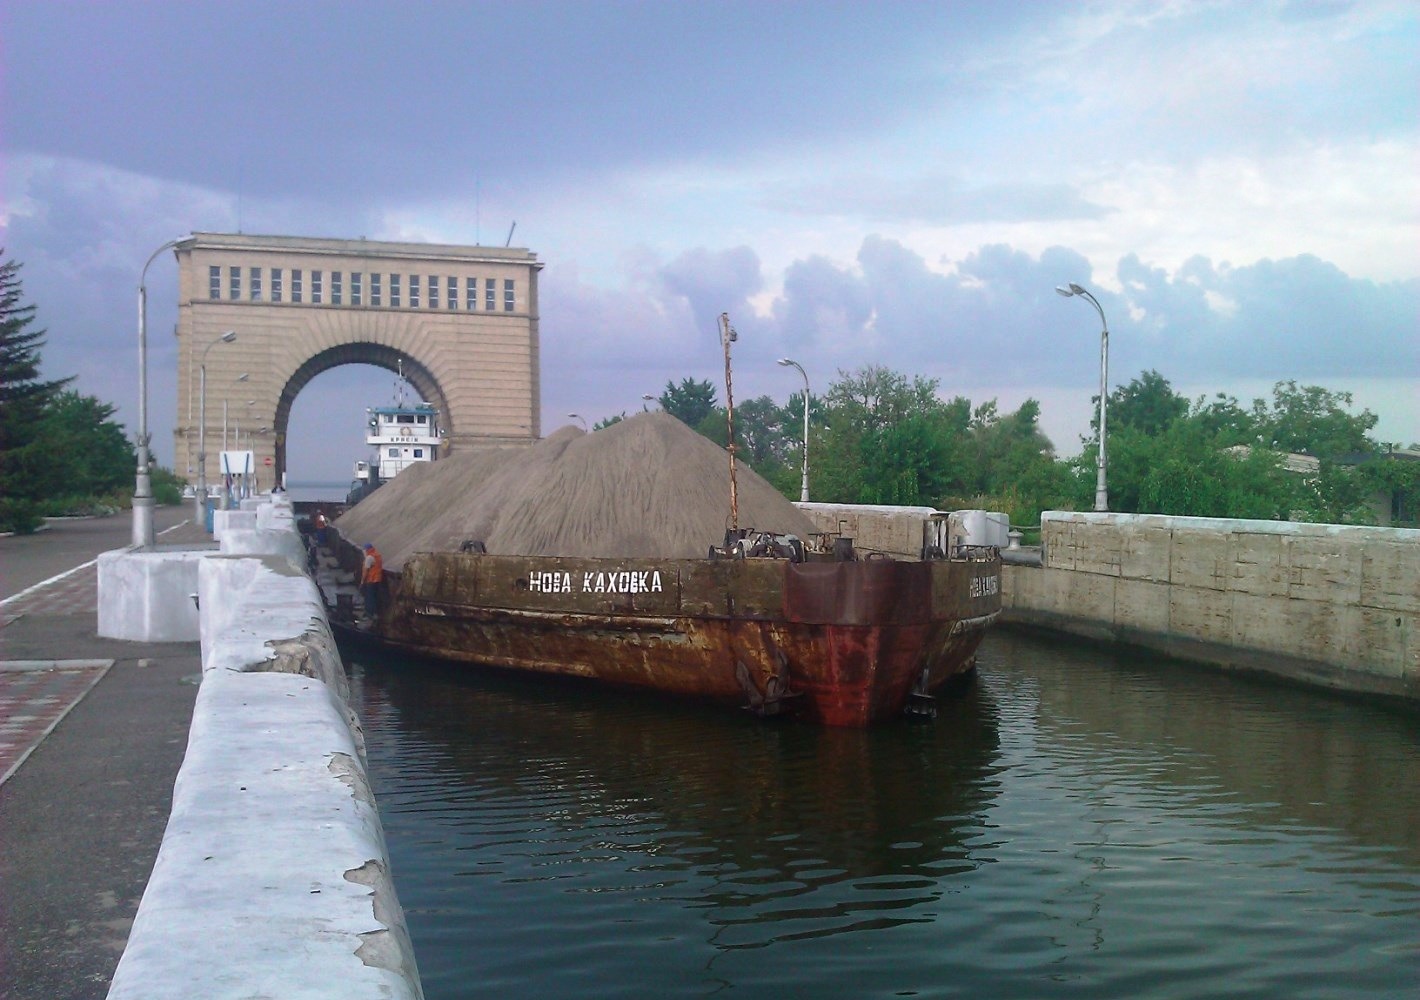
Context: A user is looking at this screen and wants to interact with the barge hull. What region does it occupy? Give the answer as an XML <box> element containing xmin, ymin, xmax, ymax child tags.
<box><xmin>358</xmin><ymin>551</ymin><xmax>1001</xmax><ymax>727</ymax></box>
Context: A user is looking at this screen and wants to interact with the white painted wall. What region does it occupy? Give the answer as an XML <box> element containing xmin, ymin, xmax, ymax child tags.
<box><xmin>107</xmin><ymin>499</ymin><xmax>423</xmax><ymax>1000</ymax></box>
<box><xmin>97</xmin><ymin>548</ymin><xmax>206</xmax><ymax>641</ymax></box>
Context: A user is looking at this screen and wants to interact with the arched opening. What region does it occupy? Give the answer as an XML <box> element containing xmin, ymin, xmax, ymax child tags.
<box><xmin>273</xmin><ymin>344</ymin><xmax>449</xmax><ymax>484</ymax></box>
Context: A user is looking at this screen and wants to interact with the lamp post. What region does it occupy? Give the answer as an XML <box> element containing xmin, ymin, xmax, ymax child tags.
<box><xmin>133</xmin><ymin>236</ymin><xmax>185</xmax><ymax>547</ymax></box>
<box><xmin>1055</xmin><ymin>282</ymin><xmax>1110</xmax><ymax>512</ymax></box>
<box><xmin>568</xmin><ymin>413</ymin><xmax>587</xmax><ymax>431</ymax></box>
<box><xmin>195</xmin><ymin>331</ymin><xmax>237</xmax><ymax>525</ymax></box>
<box><xmin>224</xmin><ymin>393</ymin><xmax>255</xmax><ymax>509</ymax></box>
<box><xmin>777</xmin><ymin>358</ymin><xmax>811</xmax><ymax>502</ymax></box>
<box><xmin>223</xmin><ymin>373</ymin><xmax>249</xmax><ymax>452</ymax></box>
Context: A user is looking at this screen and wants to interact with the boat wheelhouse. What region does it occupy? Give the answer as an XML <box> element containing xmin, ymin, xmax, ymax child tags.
<box><xmin>367</xmin><ymin>401</ymin><xmax>441</xmax><ymax>478</ymax></box>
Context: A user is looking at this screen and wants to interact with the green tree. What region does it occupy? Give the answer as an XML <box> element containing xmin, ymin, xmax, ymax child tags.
<box><xmin>1359</xmin><ymin>455</ymin><xmax>1420</xmax><ymax>527</ymax></box>
<box><xmin>960</xmin><ymin>398</ymin><xmax>1074</xmax><ymax>525</ymax></box>
<box><xmin>816</xmin><ymin>366</ymin><xmax>964</xmax><ymax>506</ymax></box>
<box><xmin>1189</xmin><ymin>392</ymin><xmax>1257</xmax><ymax>445</ymax></box>
<box><xmin>1251</xmin><ymin>380</ymin><xmax>1378</xmax><ymax>459</ymax></box>
<box><xmin>1102</xmin><ymin>369</ymin><xmax>1189</xmax><ymax>436</ymax></box>
<box><xmin>0</xmin><ymin>255</ymin><xmax>73</xmax><ymax>531</ymax></box>
<box><xmin>1111</xmin><ymin>419</ymin><xmax>1296</xmax><ymax>519</ymax></box>
<box><xmin>34</xmin><ymin>391</ymin><xmax>136</xmax><ymax>505</ymax></box>
<box><xmin>659</xmin><ymin>378</ymin><xmax>717</xmax><ymax>428</ymax></box>
<box><xmin>1296</xmin><ymin>461</ymin><xmax>1372</xmax><ymax>523</ymax></box>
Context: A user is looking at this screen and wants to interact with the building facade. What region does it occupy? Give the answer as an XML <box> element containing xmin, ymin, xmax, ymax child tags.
<box><xmin>172</xmin><ymin>232</ymin><xmax>541</xmax><ymax>484</ymax></box>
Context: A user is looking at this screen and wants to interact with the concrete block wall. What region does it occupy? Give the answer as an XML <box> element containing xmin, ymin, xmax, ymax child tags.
<box><xmin>97</xmin><ymin>548</ymin><xmax>208</xmax><ymax>641</ymax></box>
<box><xmin>1003</xmin><ymin>512</ymin><xmax>1419</xmax><ymax>701</ymax></box>
<box><xmin>107</xmin><ymin>500</ymin><xmax>423</xmax><ymax>1000</ymax></box>
<box><xmin>797</xmin><ymin>503</ymin><xmax>940</xmax><ymax>558</ymax></box>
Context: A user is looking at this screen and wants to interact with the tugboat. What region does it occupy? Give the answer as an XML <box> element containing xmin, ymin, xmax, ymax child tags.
<box><xmin>347</xmin><ymin>363</ymin><xmax>443</xmax><ymax>505</ymax></box>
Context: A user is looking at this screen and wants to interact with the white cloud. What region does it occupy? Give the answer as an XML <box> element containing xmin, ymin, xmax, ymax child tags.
<box><xmin>4</xmin><ymin>0</ymin><xmax>1416</xmax><ymax>480</ymax></box>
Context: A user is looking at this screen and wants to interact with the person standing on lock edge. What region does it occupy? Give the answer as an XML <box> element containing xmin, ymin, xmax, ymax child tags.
<box><xmin>361</xmin><ymin>542</ymin><xmax>383</xmax><ymax>619</ymax></box>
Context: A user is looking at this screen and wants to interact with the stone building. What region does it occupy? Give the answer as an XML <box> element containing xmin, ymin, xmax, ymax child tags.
<box><xmin>172</xmin><ymin>232</ymin><xmax>541</xmax><ymax>484</ymax></box>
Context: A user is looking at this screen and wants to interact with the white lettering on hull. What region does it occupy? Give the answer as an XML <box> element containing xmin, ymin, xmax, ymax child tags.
<box><xmin>970</xmin><ymin>575</ymin><xmax>999</xmax><ymax>599</ymax></box>
<box><xmin>529</xmin><ymin>571</ymin><xmax>574</xmax><ymax>593</ymax></box>
<box><xmin>529</xmin><ymin>569</ymin><xmax>664</xmax><ymax>594</ymax></box>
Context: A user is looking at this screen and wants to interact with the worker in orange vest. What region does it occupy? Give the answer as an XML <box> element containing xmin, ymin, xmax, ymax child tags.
<box><xmin>360</xmin><ymin>542</ymin><xmax>384</xmax><ymax>619</ymax></box>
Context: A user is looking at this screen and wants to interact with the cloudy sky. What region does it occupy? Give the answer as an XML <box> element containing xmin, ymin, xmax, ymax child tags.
<box><xmin>3</xmin><ymin>0</ymin><xmax>1416</xmax><ymax>484</ymax></box>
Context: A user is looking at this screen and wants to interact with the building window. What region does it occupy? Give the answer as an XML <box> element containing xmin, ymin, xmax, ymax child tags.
<box><xmin>465</xmin><ymin>277</ymin><xmax>477</xmax><ymax>310</ymax></box>
<box><xmin>485</xmin><ymin>277</ymin><xmax>495</xmax><ymax>311</ymax></box>
<box><xmin>229</xmin><ymin>266</ymin><xmax>241</xmax><ymax>300</ymax></box>
<box><xmin>312</xmin><ymin>270</ymin><xmax>323</xmax><ymax>304</ymax></box>
<box><xmin>351</xmin><ymin>272</ymin><xmax>362</xmax><ymax>306</ymax></box>
<box><xmin>428</xmin><ymin>275</ymin><xmax>440</xmax><ymax>308</ymax></box>
<box><xmin>410</xmin><ymin>275</ymin><xmax>421</xmax><ymax>309</ymax></box>
<box><xmin>331</xmin><ymin>271</ymin><xmax>343</xmax><ymax>305</ymax></box>
<box><xmin>447</xmin><ymin>276</ymin><xmax>457</xmax><ymax>309</ymax></box>
<box><xmin>249</xmin><ymin>267</ymin><xmax>262</xmax><ymax>301</ymax></box>
<box><xmin>390</xmin><ymin>273</ymin><xmax>401</xmax><ymax>308</ymax></box>
<box><xmin>504</xmin><ymin>278</ymin><xmax>515</xmax><ymax>311</ymax></box>
<box><xmin>371</xmin><ymin>273</ymin><xmax>382</xmax><ymax>307</ymax></box>
<box><xmin>208</xmin><ymin>266</ymin><xmax>221</xmax><ymax>299</ymax></box>
<box><xmin>292</xmin><ymin>269</ymin><xmax>303</xmax><ymax>303</ymax></box>
<box><xmin>271</xmin><ymin>268</ymin><xmax>283</xmax><ymax>302</ymax></box>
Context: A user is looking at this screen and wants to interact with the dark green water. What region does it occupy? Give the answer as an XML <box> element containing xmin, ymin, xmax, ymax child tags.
<box><xmin>347</xmin><ymin>630</ymin><xmax>1420</xmax><ymax>999</ymax></box>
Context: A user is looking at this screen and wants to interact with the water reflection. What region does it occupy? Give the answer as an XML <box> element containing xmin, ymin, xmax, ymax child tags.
<box><xmin>352</xmin><ymin>650</ymin><xmax>1003</xmax><ymax>955</ymax></box>
<box><xmin>982</xmin><ymin>632</ymin><xmax>1420</xmax><ymax>866</ymax></box>
<box><xmin>348</xmin><ymin>630</ymin><xmax>1420</xmax><ymax>1000</ymax></box>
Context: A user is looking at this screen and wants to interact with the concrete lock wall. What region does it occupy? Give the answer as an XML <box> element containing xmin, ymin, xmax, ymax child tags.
<box><xmin>1003</xmin><ymin>512</ymin><xmax>1420</xmax><ymax>701</ymax></box>
<box><xmin>97</xmin><ymin>548</ymin><xmax>207</xmax><ymax>642</ymax></box>
<box><xmin>108</xmin><ymin>501</ymin><xmax>423</xmax><ymax>1000</ymax></box>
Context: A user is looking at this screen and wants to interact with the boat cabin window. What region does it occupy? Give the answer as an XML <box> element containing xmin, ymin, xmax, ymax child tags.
<box><xmin>417</xmin><ymin>415</ymin><xmax>427</xmax><ymax>424</ymax></box>
<box><xmin>388</xmin><ymin>448</ymin><xmax>399</xmax><ymax>458</ymax></box>
<box><xmin>413</xmin><ymin>449</ymin><xmax>424</xmax><ymax>458</ymax></box>
<box><xmin>397</xmin><ymin>414</ymin><xmax>415</xmax><ymax>424</ymax></box>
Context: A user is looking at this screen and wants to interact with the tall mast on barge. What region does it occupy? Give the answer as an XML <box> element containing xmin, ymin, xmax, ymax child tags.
<box><xmin>719</xmin><ymin>312</ymin><xmax>739</xmax><ymax>534</ymax></box>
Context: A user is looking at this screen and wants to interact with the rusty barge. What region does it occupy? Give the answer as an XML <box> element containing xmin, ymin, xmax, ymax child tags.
<box><xmin>326</xmin><ymin>402</ymin><xmax>1001</xmax><ymax>727</ymax></box>
<box><xmin>333</xmin><ymin>517</ymin><xmax>1000</xmax><ymax>727</ymax></box>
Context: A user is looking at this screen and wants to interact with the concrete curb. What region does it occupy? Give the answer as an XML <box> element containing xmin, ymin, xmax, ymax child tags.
<box><xmin>106</xmin><ymin>499</ymin><xmax>422</xmax><ymax>1000</ymax></box>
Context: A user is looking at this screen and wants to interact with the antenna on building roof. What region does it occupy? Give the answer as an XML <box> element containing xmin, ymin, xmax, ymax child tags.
<box><xmin>505</xmin><ymin>221</ymin><xmax>517</xmax><ymax>247</ymax></box>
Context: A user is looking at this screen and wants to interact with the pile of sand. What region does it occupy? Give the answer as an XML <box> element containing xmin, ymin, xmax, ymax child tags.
<box><xmin>335</xmin><ymin>411</ymin><xmax>819</xmax><ymax>568</ymax></box>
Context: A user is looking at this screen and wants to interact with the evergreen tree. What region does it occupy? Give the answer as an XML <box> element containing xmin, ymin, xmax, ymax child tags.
<box><xmin>658</xmin><ymin>378</ymin><xmax>718</xmax><ymax>428</ymax></box>
<box><xmin>34</xmin><ymin>391</ymin><xmax>136</xmax><ymax>502</ymax></box>
<box><xmin>0</xmin><ymin>255</ymin><xmax>72</xmax><ymax>528</ymax></box>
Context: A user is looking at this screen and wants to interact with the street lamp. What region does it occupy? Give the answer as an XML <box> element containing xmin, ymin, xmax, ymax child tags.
<box><xmin>1055</xmin><ymin>282</ymin><xmax>1110</xmax><ymax>512</ymax></box>
<box><xmin>568</xmin><ymin>412</ymin><xmax>587</xmax><ymax>431</ymax></box>
<box><xmin>223</xmin><ymin>373</ymin><xmax>249</xmax><ymax>452</ymax></box>
<box><xmin>195</xmin><ymin>331</ymin><xmax>237</xmax><ymax>525</ymax></box>
<box><xmin>777</xmin><ymin>358</ymin><xmax>811</xmax><ymax>502</ymax></box>
<box><xmin>641</xmin><ymin>394</ymin><xmax>658</xmax><ymax>411</ymax></box>
<box><xmin>133</xmin><ymin>236</ymin><xmax>186</xmax><ymax>547</ymax></box>
<box><xmin>224</xmin><ymin>395</ymin><xmax>256</xmax><ymax>509</ymax></box>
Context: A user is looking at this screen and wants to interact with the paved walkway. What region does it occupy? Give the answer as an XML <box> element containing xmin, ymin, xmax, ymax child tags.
<box><xmin>0</xmin><ymin>511</ymin><xmax>211</xmax><ymax>1000</ymax></box>
<box><xmin>0</xmin><ymin>660</ymin><xmax>112</xmax><ymax>787</ymax></box>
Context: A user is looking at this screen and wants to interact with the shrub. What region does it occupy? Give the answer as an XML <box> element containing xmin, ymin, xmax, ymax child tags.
<box><xmin>0</xmin><ymin>497</ymin><xmax>42</xmax><ymax>534</ymax></box>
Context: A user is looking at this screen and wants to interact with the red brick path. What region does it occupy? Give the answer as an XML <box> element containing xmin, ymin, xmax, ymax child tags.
<box><xmin>0</xmin><ymin>659</ymin><xmax>111</xmax><ymax>786</ymax></box>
